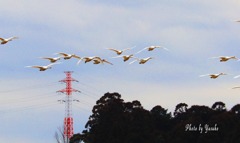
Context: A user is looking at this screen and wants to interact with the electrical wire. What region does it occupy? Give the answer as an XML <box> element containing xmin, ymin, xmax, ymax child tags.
<box><xmin>0</xmin><ymin>75</ymin><xmax>111</xmax><ymax>119</ymax></box>
<box><xmin>0</xmin><ymin>92</ymin><xmax>58</xmax><ymax>106</ymax></box>
<box><xmin>0</xmin><ymin>101</ymin><xmax>59</xmax><ymax>117</ymax></box>
<box><xmin>0</xmin><ymin>81</ymin><xmax>59</xmax><ymax>94</ymax></box>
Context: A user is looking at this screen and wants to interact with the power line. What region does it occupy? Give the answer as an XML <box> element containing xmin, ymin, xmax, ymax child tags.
<box><xmin>0</xmin><ymin>101</ymin><xmax>59</xmax><ymax>117</ymax></box>
<box><xmin>0</xmin><ymin>92</ymin><xmax>57</xmax><ymax>105</ymax></box>
<box><xmin>0</xmin><ymin>81</ymin><xmax>59</xmax><ymax>94</ymax></box>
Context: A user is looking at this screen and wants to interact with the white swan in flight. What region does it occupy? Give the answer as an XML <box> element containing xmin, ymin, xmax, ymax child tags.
<box><xmin>112</xmin><ymin>54</ymin><xmax>135</xmax><ymax>62</ymax></box>
<box><xmin>0</xmin><ymin>37</ymin><xmax>18</xmax><ymax>44</ymax></box>
<box><xmin>135</xmin><ymin>46</ymin><xmax>169</xmax><ymax>54</ymax></box>
<box><xmin>26</xmin><ymin>62</ymin><xmax>61</xmax><ymax>71</ymax></box>
<box><xmin>107</xmin><ymin>46</ymin><xmax>136</xmax><ymax>55</ymax></box>
<box><xmin>56</xmin><ymin>52</ymin><xmax>81</xmax><ymax>60</ymax></box>
<box><xmin>77</xmin><ymin>56</ymin><xmax>101</xmax><ymax>64</ymax></box>
<box><xmin>93</xmin><ymin>58</ymin><xmax>113</xmax><ymax>65</ymax></box>
<box><xmin>199</xmin><ymin>73</ymin><xmax>227</xmax><ymax>79</ymax></box>
<box><xmin>40</xmin><ymin>57</ymin><xmax>61</xmax><ymax>63</ymax></box>
<box><xmin>129</xmin><ymin>57</ymin><xmax>153</xmax><ymax>64</ymax></box>
<box><xmin>209</xmin><ymin>56</ymin><xmax>238</xmax><ymax>62</ymax></box>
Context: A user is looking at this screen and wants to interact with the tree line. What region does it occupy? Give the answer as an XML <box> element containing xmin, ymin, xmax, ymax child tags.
<box><xmin>70</xmin><ymin>92</ymin><xmax>240</xmax><ymax>143</ymax></box>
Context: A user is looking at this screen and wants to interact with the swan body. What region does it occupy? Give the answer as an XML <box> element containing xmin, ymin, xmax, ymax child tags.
<box><xmin>26</xmin><ymin>62</ymin><xmax>61</xmax><ymax>71</ymax></box>
<box><xmin>129</xmin><ymin>57</ymin><xmax>153</xmax><ymax>64</ymax></box>
<box><xmin>107</xmin><ymin>46</ymin><xmax>135</xmax><ymax>55</ymax></box>
<box><xmin>56</xmin><ymin>52</ymin><xmax>81</xmax><ymax>60</ymax></box>
<box><xmin>93</xmin><ymin>58</ymin><xmax>113</xmax><ymax>65</ymax></box>
<box><xmin>40</xmin><ymin>57</ymin><xmax>61</xmax><ymax>63</ymax></box>
<box><xmin>199</xmin><ymin>73</ymin><xmax>227</xmax><ymax>79</ymax></box>
<box><xmin>136</xmin><ymin>46</ymin><xmax>168</xmax><ymax>54</ymax></box>
<box><xmin>112</xmin><ymin>54</ymin><xmax>134</xmax><ymax>62</ymax></box>
<box><xmin>0</xmin><ymin>37</ymin><xmax>18</xmax><ymax>44</ymax></box>
<box><xmin>77</xmin><ymin>56</ymin><xmax>101</xmax><ymax>64</ymax></box>
<box><xmin>209</xmin><ymin>56</ymin><xmax>238</xmax><ymax>62</ymax></box>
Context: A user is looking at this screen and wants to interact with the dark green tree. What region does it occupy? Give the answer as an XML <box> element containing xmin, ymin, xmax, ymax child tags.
<box><xmin>77</xmin><ymin>92</ymin><xmax>158</xmax><ymax>143</ymax></box>
<box><xmin>211</xmin><ymin>101</ymin><xmax>226</xmax><ymax>112</ymax></box>
<box><xmin>71</xmin><ymin>92</ymin><xmax>240</xmax><ymax>143</ymax></box>
<box><xmin>231</xmin><ymin>104</ymin><xmax>240</xmax><ymax>115</ymax></box>
<box><xmin>174</xmin><ymin>103</ymin><xmax>188</xmax><ymax>117</ymax></box>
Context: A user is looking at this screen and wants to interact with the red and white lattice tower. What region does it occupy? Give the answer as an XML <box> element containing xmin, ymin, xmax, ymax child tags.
<box><xmin>57</xmin><ymin>71</ymin><xmax>80</xmax><ymax>143</ymax></box>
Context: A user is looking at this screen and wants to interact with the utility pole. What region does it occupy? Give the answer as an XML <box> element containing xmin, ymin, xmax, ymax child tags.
<box><xmin>57</xmin><ymin>71</ymin><xmax>80</xmax><ymax>143</ymax></box>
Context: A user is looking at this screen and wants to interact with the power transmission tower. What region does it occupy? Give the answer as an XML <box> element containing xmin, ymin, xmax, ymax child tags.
<box><xmin>57</xmin><ymin>71</ymin><xmax>80</xmax><ymax>143</ymax></box>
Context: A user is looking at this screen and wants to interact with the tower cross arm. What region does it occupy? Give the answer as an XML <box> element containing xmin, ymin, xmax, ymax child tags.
<box><xmin>72</xmin><ymin>88</ymin><xmax>81</xmax><ymax>93</ymax></box>
<box><xmin>71</xmin><ymin>78</ymin><xmax>79</xmax><ymax>82</ymax></box>
<box><xmin>57</xmin><ymin>88</ymin><xmax>80</xmax><ymax>94</ymax></box>
<box><xmin>57</xmin><ymin>89</ymin><xmax>67</xmax><ymax>93</ymax></box>
<box><xmin>59</xmin><ymin>78</ymin><xmax>79</xmax><ymax>83</ymax></box>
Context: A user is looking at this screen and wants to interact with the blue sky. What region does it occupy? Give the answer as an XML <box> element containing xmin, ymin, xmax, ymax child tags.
<box><xmin>1</xmin><ymin>0</ymin><xmax>240</xmax><ymax>142</ymax></box>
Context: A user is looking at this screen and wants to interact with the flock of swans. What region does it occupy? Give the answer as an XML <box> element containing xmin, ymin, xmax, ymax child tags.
<box><xmin>199</xmin><ymin>56</ymin><xmax>240</xmax><ymax>80</ymax></box>
<box><xmin>199</xmin><ymin>52</ymin><xmax>240</xmax><ymax>89</ymax></box>
<box><xmin>199</xmin><ymin>21</ymin><xmax>240</xmax><ymax>84</ymax></box>
<box><xmin>27</xmin><ymin>46</ymin><xmax>168</xmax><ymax>71</ymax></box>
<box><xmin>1</xmin><ymin>33</ymin><xmax>240</xmax><ymax>89</ymax></box>
<box><xmin>26</xmin><ymin>52</ymin><xmax>115</xmax><ymax>71</ymax></box>
<box><xmin>0</xmin><ymin>36</ymin><xmax>168</xmax><ymax>71</ymax></box>
<box><xmin>109</xmin><ymin>46</ymin><xmax>168</xmax><ymax>64</ymax></box>
<box><xmin>1</xmin><ymin>35</ymin><xmax>239</xmax><ymax>80</ymax></box>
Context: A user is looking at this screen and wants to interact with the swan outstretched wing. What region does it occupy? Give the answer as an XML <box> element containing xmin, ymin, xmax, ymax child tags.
<box><xmin>234</xmin><ymin>75</ymin><xmax>240</xmax><ymax>79</ymax></box>
<box><xmin>107</xmin><ymin>48</ymin><xmax>119</xmax><ymax>53</ymax></box>
<box><xmin>199</xmin><ymin>74</ymin><xmax>210</xmax><ymax>77</ymax></box>
<box><xmin>77</xmin><ymin>59</ymin><xmax>83</xmax><ymax>65</ymax></box>
<box><xmin>41</xmin><ymin>57</ymin><xmax>54</xmax><ymax>60</ymax></box>
<box><xmin>112</xmin><ymin>54</ymin><xmax>134</xmax><ymax>58</ymax></box>
<box><xmin>129</xmin><ymin>59</ymin><xmax>138</xmax><ymax>64</ymax></box>
<box><xmin>92</xmin><ymin>56</ymin><xmax>101</xmax><ymax>60</ymax></box>
<box><xmin>208</xmin><ymin>57</ymin><xmax>220</xmax><ymax>59</ymax></box>
<box><xmin>8</xmin><ymin>37</ymin><xmax>18</xmax><ymax>41</ymax></box>
<box><xmin>135</xmin><ymin>47</ymin><xmax>147</xmax><ymax>54</ymax></box>
<box><xmin>111</xmin><ymin>55</ymin><xmax>126</xmax><ymax>58</ymax></box>
<box><xmin>162</xmin><ymin>47</ymin><xmax>169</xmax><ymax>51</ymax></box>
<box><xmin>26</xmin><ymin>65</ymin><xmax>42</xmax><ymax>69</ymax></box>
<box><xmin>122</xmin><ymin>45</ymin><xmax>136</xmax><ymax>51</ymax></box>
<box><xmin>122</xmin><ymin>48</ymin><xmax>131</xmax><ymax>51</ymax></box>
<box><xmin>72</xmin><ymin>55</ymin><xmax>81</xmax><ymax>59</ymax></box>
<box><xmin>56</xmin><ymin>52</ymin><xmax>68</xmax><ymax>57</ymax></box>
<box><xmin>103</xmin><ymin>60</ymin><xmax>113</xmax><ymax>65</ymax></box>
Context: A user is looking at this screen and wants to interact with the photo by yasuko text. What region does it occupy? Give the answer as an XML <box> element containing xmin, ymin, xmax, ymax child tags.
<box><xmin>185</xmin><ymin>124</ymin><xmax>219</xmax><ymax>134</ymax></box>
